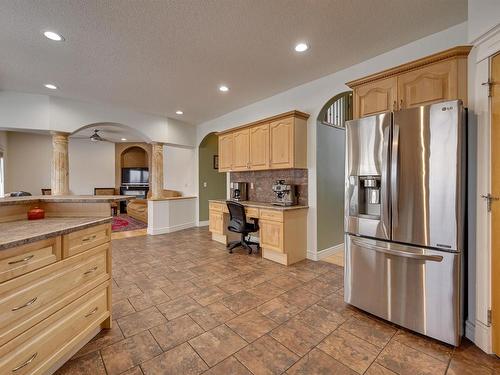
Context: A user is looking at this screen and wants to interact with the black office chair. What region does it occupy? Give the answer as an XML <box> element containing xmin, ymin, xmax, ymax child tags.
<box><xmin>226</xmin><ymin>201</ymin><xmax>260</xmax><ymax>254</ymax></box>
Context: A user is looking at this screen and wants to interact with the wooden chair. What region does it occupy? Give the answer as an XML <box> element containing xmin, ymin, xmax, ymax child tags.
<box><xmin>94</xmin><ymin>188</ymin><xmax>118</xmax><ymax>215</ymax></box>
<box><xmin>41</xmin><ymin>188</ymin><xmax>51</xmax><ymax>195</ymax></box>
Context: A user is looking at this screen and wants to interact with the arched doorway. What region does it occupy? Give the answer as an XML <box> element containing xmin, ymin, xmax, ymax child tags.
<box><xmin>198</xmin><ymin>133</ymin><xmax>226</xmax><ymax>224</ymax></box>
<box><xmin>316</xmin><ymin>91</ymin><xmax>352</xmax><ymax>258</ymax></box>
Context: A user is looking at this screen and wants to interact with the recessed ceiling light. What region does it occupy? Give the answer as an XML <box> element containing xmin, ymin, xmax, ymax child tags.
<box><xmin>176</xmin><ymin>110</ymin><xmax>184</xmax><ymax>115</ymax></box>
<box><xmin>121</xmin><ymin>138</ymin><xmax>127</xmax><ymax>141</ymax></box>
<box><xmin>219</xmin><ymin>85</ymin><xmax>229</xmax><ymax>92</ymax></box>
<box><xmin>294</xmin><ymin>42</ymin><xmax>309</xmax><ymax>52</ymax></box>
<box><xmin>44</xmin><ymin>83</ymin><xmax>58</xmax><ymax>90</ymax></box>
<box><xmin>43</xmin><ymin>31</ymin><xmax>64</xmax><ymax>41</ymax></box>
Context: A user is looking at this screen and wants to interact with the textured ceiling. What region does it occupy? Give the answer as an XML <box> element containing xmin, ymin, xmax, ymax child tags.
<box><xmin>0</xmin><ymin>0</ymin><xmax>467</xmax><ymax>124</ymax></box>
<box><xmin>70</xmin><ymin>123</ymin><xmax>146</xmax><ymax>143</ymax></box>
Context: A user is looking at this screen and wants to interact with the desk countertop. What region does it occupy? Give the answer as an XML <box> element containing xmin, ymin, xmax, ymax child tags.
<box><xmin>209</xmin><ymin>199</ymin><xmax>308</xmax><ymax>211</ymax></box>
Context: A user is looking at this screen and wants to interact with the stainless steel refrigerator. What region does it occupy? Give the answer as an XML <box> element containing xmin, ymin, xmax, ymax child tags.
<box><xmin>344</xmin><ymin>100</ymin><xmax>465</xmax><ymax>346</ymax></box>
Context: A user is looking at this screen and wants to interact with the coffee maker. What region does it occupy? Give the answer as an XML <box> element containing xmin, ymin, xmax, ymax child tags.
<box><xmin>230</xmin><ymin>182</ymin><xmax>248</xmax><ymax>201</ymax></box>
<box><xmin>272</xmin><ymin>180</ymin><xmax>298</xmax><ymax>206</ymax></box>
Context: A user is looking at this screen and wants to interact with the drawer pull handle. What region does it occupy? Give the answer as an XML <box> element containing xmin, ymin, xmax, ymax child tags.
<box><xmin>82</xmin><ymin>235</ymin><xmax>97</xmax><ymax>242</ymax></box>
<box><xmin>83</xmin><ymin>266</ymin><xmax>98</xmax><ymax>275</ymax></box>
<box><xmin>12</xmin><ymin>352</ymin><xmax>37</xmax><ymax>372</ymax></box>
<box><xmin>85</xmin><ymin>307</ymin><xmax>99</xmax><ymax>317</ymax></box>
<box><xmin>8</xmin><ymin>254</ymin><xmax>34</xmax><ymax>265</ymax></box>
<box><xmin>12</xmin><ymin>297</ymin><xmax>38</xmax><ymax>311</ymax></box>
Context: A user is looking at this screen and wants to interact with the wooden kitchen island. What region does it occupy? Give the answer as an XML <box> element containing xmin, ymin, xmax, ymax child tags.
<box><xmin>209</xmin><ymin>199</ymin><xmax>308</xmax><ymax>266</ymax></box>
<box><xmin>0</xmin><ymin>195</ymin><xmax>129</xmax><ymax>374</ymax></box>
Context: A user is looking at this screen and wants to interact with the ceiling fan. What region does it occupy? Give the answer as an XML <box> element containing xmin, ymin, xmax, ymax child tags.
<box><xmin>89</xmin><ymin>129</ymin><xmax>105</xmax><ymax>142</ymax></box>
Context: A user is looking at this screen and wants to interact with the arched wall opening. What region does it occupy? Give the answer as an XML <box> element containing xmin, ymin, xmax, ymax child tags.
<box><xmin>71</xmin><ymin>122</ymin><xmax>152</xmax><ymax>194</ymax></box>
<box><xmin>198</xmin><ymin>132</ymin><xmax>226</xmax><ymax>223</ymax></box>
<box><xmin>316</xmin><ymin>91</ymin><xmax>352</xmax><ymax>253</ymax></box>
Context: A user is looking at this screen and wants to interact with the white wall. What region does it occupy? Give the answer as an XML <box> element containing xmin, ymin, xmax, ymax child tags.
<box><xmin>197</xmin><ymin>22</ymin><xmax>468</xmax><ymax>256</ymax></box>
<box><xmin>68</xmin><ymin>138</ymin><xmax>115</xmax><ymax>195</ymax></box>
<box><xmin>4</xmin><ymin>132</ymin><xmax>115</xmax><ymax>195</ymax></box>
<box><xmin>5</xmin><ymin>132</ymin><xmax>51</xmax><ymax>194</ymax></box>
<box><xmin>468</xmin><ymin>0</ymin><xmax>500</xmax><ymax>42</ymax></box>
<box><xmin>164</xmin><ymin>145</ymin><xmax>195</xmax><ymax>196</ymax></box>
<box><xmin>0</xmin><ymin>93</ymin><xmax>196</xmax><ymax>147</ymax></box>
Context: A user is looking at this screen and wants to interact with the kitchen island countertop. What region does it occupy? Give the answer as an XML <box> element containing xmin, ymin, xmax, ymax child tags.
<box><xmin>0</xmin><ymin>195</ymin><xmax>132</xmax><ymax>206</ymax></box>
<box><xmin>0</xmin><ymin>216</ymin><xmax>112</xmax><ymax>250</ymax></box>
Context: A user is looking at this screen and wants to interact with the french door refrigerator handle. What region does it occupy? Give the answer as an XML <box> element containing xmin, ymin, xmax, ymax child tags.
<box><xmin>391</xmin><ymin>124</ymin><xmax>400</xmax><ymax>227</ymax></box>
<box><xmin>381</xmin><ymin>126</ymin><xmax>390</xmax><ymax>238</ymax></box>
<box><xmin>351</xmin><ymin>238</ymin><xmax>443</xmax><ymax>262</ymax></box>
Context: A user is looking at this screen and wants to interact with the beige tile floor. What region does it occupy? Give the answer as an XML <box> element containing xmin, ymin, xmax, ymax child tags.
<box><xmin>323</xmin><ymin>249</ymin><xmax>345</xmax><ymax>267</ymax></box>
<box><xmin>56</xmin><ymin>227</ymin><xmax>499</xmax><ymax>375</ymax></box>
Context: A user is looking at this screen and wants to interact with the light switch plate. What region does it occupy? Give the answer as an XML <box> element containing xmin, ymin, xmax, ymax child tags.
<box><xmin>250</xmin><ymin>183</ymin><xmax>254</xmax><ymax>189</ymax></box>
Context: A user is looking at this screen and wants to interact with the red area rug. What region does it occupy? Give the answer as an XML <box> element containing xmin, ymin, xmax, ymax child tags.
<box><xmin>112</xmin><ymin>214</ymin><xmax>147</xmax><ymax>232</ymax></box>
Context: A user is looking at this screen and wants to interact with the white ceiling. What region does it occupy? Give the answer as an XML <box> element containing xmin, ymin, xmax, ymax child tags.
<box><xmin>0</xmin><ymin>0</ymin><xmax>467</xmax><ymax>125</ymax></box>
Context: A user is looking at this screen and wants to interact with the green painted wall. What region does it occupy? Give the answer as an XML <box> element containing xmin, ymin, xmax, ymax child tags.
<box><xmin>316</xmin><ymin>123</ymin><xmax>345</xmax><ymax>251</ymax></box>
<box><xmin>199</xmin><ymin>133</ymin><xmax>226</xmax><ymax>222</ymax></box>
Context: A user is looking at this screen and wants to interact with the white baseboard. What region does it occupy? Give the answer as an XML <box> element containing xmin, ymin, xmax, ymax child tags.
<box><xmin>466</xmin><ymin>319</ymin><xmax>492</xmax><ymax>354</ymax></box>
<box><xmin>147</xmin><ymin>222</ymin><xmax>195</xmax><ymax>235</ymax></box>
<box><xmin>198</xmin><ymin>220</ymin><xmax>209</xmax><ymax>227</ymax></box>
<box><xmin>306</xmin><ymin>243</ymin><xmax>344</xmax><ymax>261</ymax></box>
<box><xmin>465</xmin><ymin>319</ymin><xmax>475</xmax><ymax>342</ymax></box>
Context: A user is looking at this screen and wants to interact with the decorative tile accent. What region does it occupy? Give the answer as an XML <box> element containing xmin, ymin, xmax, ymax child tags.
<box><xmin>230</xmin><ymin>169</ymin><xmax>308</xmax><ymax>206</ymax></box>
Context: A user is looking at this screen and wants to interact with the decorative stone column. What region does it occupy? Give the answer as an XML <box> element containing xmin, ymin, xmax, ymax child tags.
<box><xmin>150</xmin><ymin>142</ymin><xmax>164</xmax><ymax>199</ymax></box>
<box><xmin>51</xmin><ymin>132</ymin><xmax>70</xmax><ymax>196</ymax></box>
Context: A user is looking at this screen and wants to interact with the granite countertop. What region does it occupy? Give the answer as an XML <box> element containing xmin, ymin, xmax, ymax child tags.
<box><xmin>148</xmin><ymin>196</ymin><xmax>197</xmax><ymax>201</ymax></box>
<box><xmin>0</xmin><ymin>216</ymin><xmax>112</xmax><ymax>250</ymax></box>
<box><xmin>0</xmin><ymin>195</ymin><xmax>133</xmax><ymax>206</ymax></box>
<box><xmin>209</xmin><ymin>199</ymin><xmax>308</xmax><ymax>211</ymax></box>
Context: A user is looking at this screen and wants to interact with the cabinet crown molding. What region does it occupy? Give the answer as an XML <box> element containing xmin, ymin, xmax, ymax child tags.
<box><xmin>216</xmin><ymin>110</ymin><xmax>309</xmax><ymax>135</ymax></box>
<box><xmin>346</xmin><ymin>45</ymin><xmax>472</xmax><ymax>89</ymax></box>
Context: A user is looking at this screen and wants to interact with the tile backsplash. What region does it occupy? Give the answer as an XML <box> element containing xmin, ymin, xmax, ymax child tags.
<box><xmin>230</xmin><ymin>169</ymin><xmax>308</xmax><ymax>206</ymax></box>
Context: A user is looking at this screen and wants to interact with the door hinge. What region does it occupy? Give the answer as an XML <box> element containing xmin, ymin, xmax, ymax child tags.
<box><xmin>481</xmin><ymin>193</ymin><xmax>499</xmax><ymax>212</ymax></box>
<box><xmin>488</xmin><ymin>309</ymin><xmax>492</xmax><ymax>325</ymax></box>
<box><xmin>482</xmin><ymin>80</ymin><xmax>499</xmax><ymax>97</ymax></box>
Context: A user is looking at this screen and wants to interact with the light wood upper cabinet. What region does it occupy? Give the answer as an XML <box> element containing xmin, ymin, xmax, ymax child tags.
<box><xmin>347</xmin><ymin>46</ymin><xmax>471</xmax><ymax>119</ymax></box>
<box><xmin>398</xmin><ymin>59</ymin><xmax>460</xmax><ymax>109</ymax></box>
<box><xmin>249</xmin><ymin>123</ymin><xmax>270</xmax><ymax>170</ymax></box>
<box><xmin>217</xmin><ymin>111</ymin><xmax>308</xmax><ymax>172</ymax></box>
<box><xmin>232</xmin><ymin>129</ymin><xmax>250</xmax><ymax>171</ymax></box>
<box><xmin>353</xmin><ymin>77</ymin><xmax>397</xmax><ymax>118</ymax></box>
<box><xmin>270</xmin><ymin>117</ymin><xmax>294</xmax><ymax>169</ymax></box>
<box><xmin>218</xmin><ymin>133</ymin><xmax>233</xmax><ymax>172</ymax></box>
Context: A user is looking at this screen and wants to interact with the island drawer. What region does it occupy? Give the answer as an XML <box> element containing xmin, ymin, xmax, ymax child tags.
<box><xmin>259</xmin><ymin>209</ymin><xmax>284</xmax><ymax>222</ymax></box>
<box><xmin>0</xmin><ymin>283</ymin><xmax>109</xmax><ymax>375</ymax></box>
<box><xmin>0</xmin><ymin>244</ymin><xmax>109</xmax><ymax>347</ymax></box>
<box><xmin>0</xmin><ymin>237</ymin><xmax>61</xmax><ymax>283</ymax></box>
<box><xmin>62</xmin><ymin>223</ymin><xmax>110</xmax><ymax>258</ymax></box>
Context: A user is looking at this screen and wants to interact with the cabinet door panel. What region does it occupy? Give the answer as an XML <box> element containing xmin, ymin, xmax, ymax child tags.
<box><xmin>218</xmin><ymin>134</ymin><xmax>233</xmax><ymax>172</ymax></box>
<box><xmin>260</xmin><ymin>220</ymin><xmax>284</xmax><ymax>252</ymax></box>
<box><xmin>398</xmin><ymin>60</ymin><xmax>457</xmax><ymax>109</ymax></box>
<box><xmin>354</xmin><ymin>77</ymin><xmax>397</xmax><ymax>118</ymax></box>
<box><xmin>270</xmin><ymin>118</ymin><xmax>294</xmax><ymax>169</ymax></box>
<box><xmin>249</xmin><ymin>124</ymin><xmax>270</xmax><ymax>170</ymax></box>
<box><xmin>209</xmin><ymin>211</ymin><xmax>223</xmax><ymax>234</ymax></box>
<box><xmin>232</xmin><ymin>129</ymin><xmax>250</xmax><ymax>171</ymax></box>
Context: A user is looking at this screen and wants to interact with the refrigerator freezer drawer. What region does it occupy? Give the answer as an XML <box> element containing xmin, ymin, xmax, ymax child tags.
<box><xmin>344</xmin><ymin>235</ymin><xmax>462</xmax><ymax>346</ymax></box>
